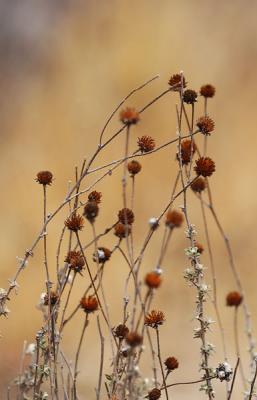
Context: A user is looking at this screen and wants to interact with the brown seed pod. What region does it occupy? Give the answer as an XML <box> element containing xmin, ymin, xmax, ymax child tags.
<box><xmin>44</xmin><ymin>291</ymin><xmax>59</xmax><ymax>307</ymax></box>
<box><xmin>114</xmin><ymin>222</ymin><xmax>131</xmax><ymax>238</ymax></box>
<box><xmin>83</xmin><ymin>201</ymin><xmax>99</xmax><ymax>222</ymax></box>
<box><xmin>168</xmin><ymin>73</ymin><xmax>187</xmax><ymax>91</ymax></box>
<box><xmin>127</xmin><ymin>160</ymin><xmax>142</xmax><ymax>175</ymax></box>
<box><xmin>125</xmin><ymin>332</ymin><xmax>143</xmax><ymax>347</ymax></box>
<box><xmin>191</xmin><ymin>177</ymin><xmax>206</xmax><ymax>193</ymax></box>
<box><xmin>36</xmin><ymin>171</ymin><xmax>53</xmax><ymax>185</ymax></box>
<box><xmin>144</xmin><ymin>310</ymin><xmax>165</xmax><ymax>329</ymax></box>
<box><xmin>137</xmin><ymin>136</ymin><xmax>155</xmax><ymax>153</ymax></box>
<box><xmin>226</xmin><ymin>291</ymin><xmax>243</xmax><ymax>307</ymax></box>
<box><xmin>195</xmin><ymin>242</ymin><xmax>204</xmax><ymax>254</ymax></box>
<box><xmin>88</xmin><ymin>191</ymin><xmax>102</xmax><ymax>204</ymax></box>
<box><xmin>93</xmin><ymin>247</ymin><xmax>112</xmax><ymax>263</ymax></box>
<box><xmin>178</xmin><ymin>139</ymin><xmax>196</xmax><ymax>165</ymax></box>
<box><xmin>164</xmin><ymin>356</ymin><xmax>179</xmax><ymax>371</ymax></box>
<box><xmin>114</xmin><ymin>324</ymin><xmax>129</xmax><ymax>339</ymax></box>
<box><xmin>65</xmin><ymin>214</ymin><xmax>84</xmax><ymax>232</ymax></box>
<box><xmin>196</xmin><ymin>116</ymin><xmax>215</xmax><ymax>135</ymax></box>
<box><xmin>65</xmin><ymin>250</ymin><xmax>85</xmax><ymax>272</ymax></box>
<box><xmin>183</xmin><ymin>89</ymin><xmax>198</xmax><ymax>104</ymax></box>
<box><xmin>118</xmin><ymin>208</ymin><xmax>134</xmax><ymax>225</ymax></box>
<box><xmin>120</xmin><ymin>107</ymin><xmax>140</xmax><ymax>125</ymax></box>
<box><xmin>165</xmin><ymin>210</ymin><xmax>184</xmax><ymax>228</ymax></box>
<box><xmin>148</xmin><ymin>388</ymin><xmax>161</xmax><ymax>400</ymax></box>
<box><xmin>145</xmin><ymin>272</ymin><xmax>162</xmax><ymax>289</ymax></box>
<box><xmin>194</xmin><ymin>157</ymin><xmax>215</xmax><ymax>177</ymax></box>
<box><xmin>80</xmin><ymin>295</ymin><xmax>98</xmax><ymax>313</ymax></box>
<box><xmin>200</xmin><ymin>84</ymin><xmax>216</xmax><ymax>98</ymax></box>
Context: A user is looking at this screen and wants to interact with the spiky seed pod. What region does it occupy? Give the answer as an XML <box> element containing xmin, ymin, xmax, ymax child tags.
<box><xmin>125</xmin><ymin>332</ymin><xmax>143</xmax><ymax>347</ymax></box>
<box><xmin>120</xmin><ymin>107</ymin><xmax>140</xmax><ymax>125</ymax></box>
<box><xmin>183</xmin><ymin>89</ymin><xmax>198</xmax><ymax>104</ymax></box>
<box><xmin>165</xmin><ymin>210</ymin><xmax>184</xmax><ymax>228</ymax></box>
<box><xmin>195</xmin><ymin>242</ymin><xmax>204</xmax><ymax>254</ymax></box>
<box><xmin>164</xmin><ymin>357</ymin><xmax>179</xmax><ymax>371</ymax></box>
<box><xmin>114</xmin><ymin>222</ymin><xmax>131</xmax><ymax>238</ymax></box>
<box><xmin>168</xmin><ymin>73</ymin><xmax>187</xmax><ymax>91</ymax></box>
<box><xmin>145</xmin><ymin>272</ymin><xmax>162</xmax><ymax>289</ymax></box>
<box><xmin>93</xmin><ymin>247</ymin><xmax>112</xmax><ymax>263</ymax></box>
<box><xmin>44</xmin><ymin>291</ymin><xmax>59</xmax><ymax>306</ymax></box>
<box><xmin>36</xmin><ymin>171</ymin><xmax>53</xmax><ymax>185</ymax></box>
<box><xmin>137</xmin><ymin>136</ymin><xmax>155</xmax><ymax>153</ymax></box>
<box><xmin>65</xmin><ymin>214</ymin><xmax>84</xmax><ymax>232</ymax></box>
<box><xmin>80</xmin><ymin>295</ymin><xmax>98</xmax><ymax>313</ymax></box>
<box><xmin>196</xmin><ymin>116</ymin><xmax>215</xmax><ymax>135</ymax></box>
<box><xmin>65</xmin><ymin>250</ymin><xmax>85</xmax><ymax>272</ymax></box>
<box><xmin>83</xmin><ymin>201</ymin><xmax>99</xmax><ymax>222</ymax></box>
<box><xmin>191</xmin><ymin>177</ymin><xmax>206</xmax><ymax>193</ymax></box>
<box><xmin>178</xmin><ymin>139</ymin><xmax>196</xmax><ymax>165</ymax></box>
<box><xmin>194</xmin><ymin>157</ymin><xmax>215</xmax><ymax>177</ymax></box>
<box><xmin>144</xmin><ymin>310</ymin><xmax>165</xmax><ymax>329</ymax></box>
<box><xmin>226</xmin><ymin>291</ymin><xmax>243</xmax><ymax>307</ymax></box>
<box><xmin>88</xmin><ymin>191</ymin><xmax>102</xmax><ymax>204</ymax></box>
<box><xmin>148</xmin><ymin>388</ymin><xmax>161</xmax><ymax>400</ymax></box>
<box><xmin>127</xmin><ymin>160</ymin><xmax>142</xmax><ymax>175</ymax></box>
<box><xmin>200</xmin><ymin>84</ymin><xmax>216</xmax><ymax>98</ymax></box>
<box><xmin>114</xmin><ymin>324</ymin><xmax>129</xmax><ymax>339</ymax></box>
<box><xmin>118</xmin><ymin>208</ymin><xmax>134</xmax><ymax>225</ymax></box>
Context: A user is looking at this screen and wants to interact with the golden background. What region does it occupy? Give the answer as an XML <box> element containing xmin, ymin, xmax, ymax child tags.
<box><xmin>0</xmin><ymin>1</ymin><xmax>257</xmax><ymax>399</ymax></box>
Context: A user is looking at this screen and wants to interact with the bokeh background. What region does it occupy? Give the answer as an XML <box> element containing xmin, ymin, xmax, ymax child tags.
<box><xmin>0</xmin><ymin>0</ymin><xmax>257</xmax><ymax>399</ymax></box>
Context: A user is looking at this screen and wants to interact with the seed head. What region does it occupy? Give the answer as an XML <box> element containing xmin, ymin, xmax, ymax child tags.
<box><xmin>80</xmin><ymin>295</ymin><xmax>98</xmax><ymax>313</ymax></box>
<box><xmin>195</xmin><ymin>242</ymin><xmax>204</xmax><ymax>254</ymax></box>
<box><xmin>148</xmin><ymin>388</ymin><xmax>161</xmax><ymax>400</ymax></box>
<box><xmin>191</xmin><ymin>177</ymin><xmax>206</xmax><ymax>193</ymax></box>
<box><xmin>83</xmin><ymin>201</ymin><xmax>99</xmax><ymax>223</ymax></box>
<box><xmin>183</xmin><ymin>89</ymin><xmax>197</xmax><ymax>104</ymax></box>
<box><xmin>114</xmin><ymin>222</ymin><xmax>131</xmax><ymax>238</ymax></box>
<box><xmin>125</xmin><ymin>332</ymin><xmax>143</xmax><ymax>347</ymax></box>
<box><xmin>44</xmin><ymin>291</ymin><xmax>59</xmax><ymax>307</ymax></box>
<box><xmin>65</xmin><ymin>213</ymin><xmax>84</xmax><ymax>232</ymax></box>
<box><xmin>194</xmin><ymin>157</ymin><xmax>215</xmax><ymax>177</ymax></box>
<box><xmin>137</xmin><ymin>136</ymin><xmax>155</xmax><ymax>153</ymax></box>
<box><xmin>65</xmin><ymin>250</ymin><xmax>85</xmax><ymax>272</ymax></box>
<box><xmin>165</xmin><ymin>210</ymin><xmax>184</xmax><ymax>228</ymax></box>
<box><xmin>144</xmin><ymin>310</ymin><xmax>165</xmax><ymax>328</ymax></box>
<box><xmin>178</xmin><ymin>139</ymin><xmax>196</xmax><ymax>165</ymax></box>
<box><xmin>118</xmin><ymin>208</ymin><xmax>134</xmax><ymax>225</ymax></box>
<box><xmin>36</xmin><ymin>171</ymin><xmax>53</xmax><ymax>185</ymax></box>
<box><xmin>120</xmin><ymin>107</ymin><xmax>140</xmax><ymax>125</ymax></box>
<box><xmin>164</xmin><ymin>356</ymin><xmax>179</xmax><ymax>371</ymax></box>
<box><xmin>88</xmin><ymin>191</ymin><xmax>102</xmax><ymax>204</ymax></box>
<box><xmin>127</xmin><ymin>160</ymin><xmax>142</xmax><ymax>175</ymax></box>
<box><xmin>168</xmin><ymin>73</ymin><xmax>187</xmax><ymax>91</ymax></box>
<box><xmin>226</xmin><ymin>291</ymin><xmax>243</xmax><ymax>307</ymax></box>
<box><xmin>145</xmin><ymin>272</ymin><xmax>162</xmax><ymax>289</ymax></box>
<box><xmin>93</xmin><ymin>247</ymin><xmax>112</xmax><ymax>263</ymax></box>
<box><xmin>114</xmin><ymin>324</ymin><xmax>129</xmax><ymax>339</ymax></box>
<box><xmin>196</xmin><ymin>116</ymin><xmax>215</xmax><ymax>135</ymax></box>
<box><xmin>200</xmin><ymin>84</ymin><xmax>216</xmax><ymax>98</ymax></box>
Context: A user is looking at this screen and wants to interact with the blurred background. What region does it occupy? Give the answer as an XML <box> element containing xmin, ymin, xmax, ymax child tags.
<box><xmin>0</xmin><ymin>0</ymin><xmax>257</xmax><ymax>398</ymax></box>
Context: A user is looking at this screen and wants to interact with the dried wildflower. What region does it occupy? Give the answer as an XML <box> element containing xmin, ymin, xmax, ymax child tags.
<box><xmin>88</xmin><ymin>190</ymin><xmax>102</xmax><ymax>204</ymax></box>
<box><xmin>196</xmin><ymin>116</ymin><xmax>215</xmax><ymax>135</ymax></box>
<box><xmin>65</xmin><ymin>213</ymin><xmax>84</xmax><ymax>232</ymax></box>
<box><xmin>65</xmin><ymin>250</ymin><xmax>85</xmax><ymax>272</ymax></box>
<box><xmin>137</xmin><ymin>136</ymin><xmax>155</xmax><ymax>153</ymax></box>
<box><xmin>226</xmin><ymin>291</ymin><xmax>243</xmax><ymax>307</ymax></box>
<box><xmin>44</xmin><ymin>291</ymin><xmax>59</xmax><ymax>307</ymax></box>
<box><xmin>145</xmin><ymin>272</ymin><xmax>162</xmax><ymax>289</ymax></box>
<box><xmin>165</xmin><ymin>210</ymin><xmax>184</xmax><ymax>228</ymax></box>
<box><xmin>194</xmin><ymin>157</ymin><xmax>215</xmax><ymax>177</ymax></box>
<box><xmin>164</xmin><ymin>356</ymin><xmax>179</xmax><ymax>371</ymax></box>
<box><xmin>168</xmin><ymin>73</ymin><xmax>187</xmax><ymax>91</ymax></box>
<box><xmin>148</xmin><ymin>217</ymin><xmax>159</xmax><ymax>230</ymax></box>
<box><xmin>36</xmin><ymin>171</ymin><xmax>53</xmax><ymax>185</ymax></box>
<box><xmin>216</xmin><ymin>362</ymin><xmax>233</xmax><ymax>381</ymax></box>
<box><xmin>183</xmin><ymin>89</ymin><xmax>198</xmax><ymax>104</ymax></box>
<box><xmin>120</xmin><ymin>107</ymin><xmax>140</xmax><ymax>125</ymax></box>
<box><xmin>200</xmin><ymin>84</ymin><xmax>216</xmax><ymax>98</ymax></box>
<box><xmin>83</xmin><ymin>201</ymin><xmax>99</xmax><ymax>222</ymax></box>
<box><xmin>144</xmin><ymin>310</ymin><xmax>165</xmax><ymax>328</ymax></box>
<box><xmin>127</xmin><ymin>160</ymin><xmax>142</xmax><ymax>175</ymax></box>
<box><xmin>80</xmin><ymin>295</ymin><xmax>98</xmax><ymax>313</ymax></box>
<box><xmin>191</xmin><ymin>177</ymin><xmax>206</xmax><ymax>193</ymax></box>
<box><xmin>178</xmin><ymin>139</ymin><xmax>196</xmax><ymax>165</ymax></box>
<box><xmin>114</xmin><ymin>222</ymin><xmax>131</xmax><ymax>238</ymax></box>
<box><xmin>114</xmin><ymin>324</ymin><xmax>129</xmax><ymax>339</ymax></box>
<box><xmin>195</xmin><ymin>242</ymin><xmax>204</xmax><ymax>254</ymax></box>
<box><xmin>93</xmin><ymin>247</ymin><xmax>111</xmax><ymax>263</ymax></box>
<box><xmin>148</xmin><ymin>388</ymin><xmax>161</xmax><ymax>400</ymax></box>
<box><xmin>118</xmin><ymin>208</ymin><xmax>134</xmax><ymax>225</ymax></box>
<box><xmin>125</xmin><ymin>332</ymin><xmax>143</xmax><ymax>347</ymax></box>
